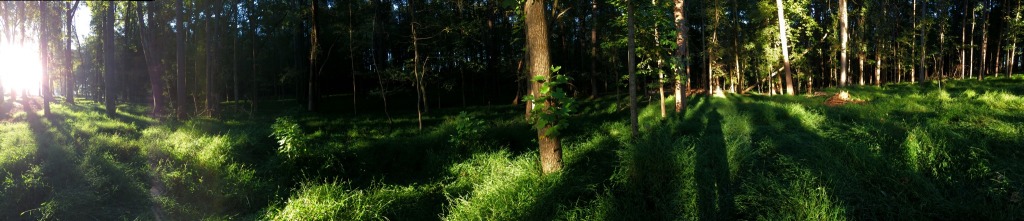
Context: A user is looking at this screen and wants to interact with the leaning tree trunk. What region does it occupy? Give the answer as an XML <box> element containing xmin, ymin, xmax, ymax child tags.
<box><xmin>139</xmin><ymin>2</ymin><xmax>165</xmax><ymax>117</ymax></box>
<box><xmin>525</xmin><ymin>0</ymin><xmax>562</xmax><ymax>174</ymax></box>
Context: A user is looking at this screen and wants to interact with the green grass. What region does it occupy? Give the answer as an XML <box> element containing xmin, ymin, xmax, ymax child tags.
<box><xmin>2</xmin><ymin>77</ymin><xmax>1023</xmax><ymax>220</ymax></box>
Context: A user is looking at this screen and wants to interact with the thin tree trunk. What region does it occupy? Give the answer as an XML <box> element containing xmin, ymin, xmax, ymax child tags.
<box><xmin>840</xmin><ymin>0</ymin><xmax>848</xmax><ymax>87</ymax></box>
<box><xmin>592</xmin><ymin>0</ymin><xmax>599</xmax><ymax>98</ymax></box>
<box><xmin>918</xmin><ymin>0</ymin><xmax>927</xmax><ymax>85</ymax></box>
<box><xmin>350</xmin><ymin>1</ymin><xmax>357</xmax><ymax>115</ymax></box>
<box><xmin>308</xmin><ymin>0</ymin><xmax>319</xmax><ymax>112</ymax></box>
<box><xmin>627</xmin><ymin>0</ymin><xmax>639</xmax><ymax>137</ymax></box>
<box><xmin>411</xmin><ymin>0</ymin><xmax>424</xmax><ymax>130</ymax></box>
<box><xmin>655</xmin><ymin>27</ymin><xmax>666</xmax><ymax>118</ymax></box>
<box><xmin>981</xmin><ymin>9</ymin><xmax>989</xmax><ymax>81</ymax></box>
<box><xmin>971</xmin><ymin>3</ymin><xmax>977</xmax><ymax>79</ymax></box>
<box><xmin>248</xmin><ymin>0</ymin><xmax>257</xmax><ymax>113</ymax></box>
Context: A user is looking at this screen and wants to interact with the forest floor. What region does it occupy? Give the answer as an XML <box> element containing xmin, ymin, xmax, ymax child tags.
<box><xmin>2</xmin><ymin>76</ymin><xmax>1023</xmax><ymax>220</ymax></box>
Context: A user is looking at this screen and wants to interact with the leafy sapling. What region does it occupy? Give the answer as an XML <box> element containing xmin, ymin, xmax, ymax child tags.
<box><xmin>522</xmin><ymin>66</ymin><xmax>576</xmax><ymax>137</ymax></box>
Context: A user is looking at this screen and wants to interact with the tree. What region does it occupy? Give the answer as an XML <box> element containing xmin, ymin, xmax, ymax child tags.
<box><xmin>627</xmin><ymin>0</ymin><xmax>639</xmax><ymax>137</ymax></box>
<box><xmin>525</xmin><ymin>0</ymin><xmax>562</xmax><ymax>174</ymax></box>
<box><xmin>839</xmin><ymin>0</ymin><xmax>848</xmax><ymax>87</ymax></box>
<box><xmin>104</xmin><ymin>2</ymin><xmax>116</xmax><ymax>117</ymax></box>
<box><xmin>308</xmin><ymin>0</ymin><xmax>320</xmax><ymax>112</ymax></box>
<box><xmin>39</xmin><ymin>2</ymin><xmax>52</xmax><ymax>116</ymax></box>
<box><xmin>138</xmin><ymin>1</ymin><xmax>165</xmax><ymax>116</ymax></box>
<box><xmin>176</xmin><ymin>0</ymin><xmax>186</xmax><ymax>119</ymax></box>
<box><xmin>349</xmin><ymin>1</ymin><xmax>357</xmax><ymax>115</ymax></box>
<box><xmin>247</xmin><ymin>0</ymin><xmax>258</xmax><ymax>113</ymax></box>
<box><xmin>64</xmin><ymin>1</ymin><xmax>79</xmax><ymax>105</ymax></box>
<box><xmin>776</xmin><ymin>0</ymin><xmax>794</xmax><ymax>95</ymax></box>
<box><xmin>410</xmin><ymin>0</ymin><xmax>425</xmax><ymax>129</ymax></box>
<box><xmin>673</xmin><ymin>0</ymin><xmax>688</xmax><ymax>112</ymax></box>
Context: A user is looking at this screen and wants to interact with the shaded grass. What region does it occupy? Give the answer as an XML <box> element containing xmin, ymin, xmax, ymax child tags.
<box><xmin>2</xmin><ymin>77</ymin><xmax>1023</xmax><ymax>220</ymax></box>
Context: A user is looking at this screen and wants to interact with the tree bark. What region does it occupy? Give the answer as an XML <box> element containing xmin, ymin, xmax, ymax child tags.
<box><xmin>139</xmin><ymin>2</ymin><xmax>165</xmax><ymax>117</ymax></box>
<box><xmin>350</xmin><ymin>1</ymin><xmax>357</xmax><ymax>115</ymax></box>
<box><xmin>104</xmin><ymin>2</ymin><xmax>116</xmax><ymax>117</ymax></box>
<box><xmin>918</xmin><ymin>0</ymin><xmax>927</xmax><ymax>85</ymax></box>
<box><xmin>776</xmin><ymin>0</ymin><xmax>794</xmax><ymax>95</ymax></box>
<box><xmin>410</xmin><ymin>0</ymin><xmax>424</xmax><ymax>130</ymax></box>
<box><xmin>839</xmin><ymin>0</ymin><xmax>848</xmax><ymax>87</ymax></box>
<box><xmin>64</xmin><ymin>1</ymin><xmax>79</xmax><ymax>105</ymax></box>
<box><xmin>308</xmin><ymin>0</ymin><xmax>320</xmax><ymax>112</ymax></box>
<box><xmin>176</xmin><ymin>0</ymin><xmax>187</xmax><ymax>119</ymax></box>
<box><xmin>40</xmin><ymin>2</ymin><xmax>52</xmax><ymax>116</ymax></box>
<box><xmin>627</xmin><ymin>0</ymin><xmax>639</xmax><ymax>137</ymax></box>
<box><xmin>247</xmin><ymin>0</ymin><xmax>257</xmax><ymax>113</ymax></box>
<box><xmin>673</xmin><ymin>0</ymin><xmax>687</xmax><ymax>113</ymax></box>
<box><xmin>655</xmin><ymin>27</ymin><xmax>665</xmax><ymax>119</ymax></box>
<box><xmin>592</xmin><ymin>0</ymin><xmax>599</xmax><ymax>98</ymax></box>
<box><xmin>525</xmin><ymin>0</ymin><xmax>562</xmax><ymax>174</ymax></box>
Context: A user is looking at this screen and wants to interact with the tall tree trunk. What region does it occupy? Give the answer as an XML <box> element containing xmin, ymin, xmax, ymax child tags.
<box><xmin>962</xmin><ymin>0</ymin><xmax>968</xmax><ymax>79</ymax></box>
<box><xmin>971</xmin><ymin>2</ymin><xmax>978</xmax><ymax>79</ymax></box>
<box><xmin>350</xmin><ymin>1</ymin><xmax>357</xmax><ymax>115</ymax></box>
<box><xmin>40</xmin><ymin>2</ymin><xmax>52</xmax><ymax>116</ymax></box>
<box><xmin>411</xmin><ymin>0</ymin><xmax>424</xmax><ymax>130</ymax></box>
<box><xmin>839</xmin><ymin>0</ymin><xmax>848</xmax><ymax>87</ymax></box>
<box><xmin>248</xmin><ymin>0</ymin><xmax>257</xmax><ymax>113</ymax></box>
<box><xmin>673</xmin><ymin>0</ymin><xmax>687</xmax><ymax>112</ymax></box>
<box><xmin>64</xmin><ymin>1</ymin><xmax>79</xmax><ymax>105</ymax></box>
<box><xmin>525</xmin><ymin>0</ymin><xmax>562</xmax><ymax>174</ymax></box>
<box><xmin>176</xmin><ymin>0</ymin><xmax>187</xmax><ymax>119</ymax></box>
<box><xmin>981</xmin><ymin>7</ymin><xmax>989</xmax><ymax>81</ymax></box>
<box><xmin>655</xmin><ymin>27</ymin><xmax>665</xmax><ymax>119</ymax></box>
<box><xmin>591</xmin><ymin>0</ymin><xmax>599</xmax><ymax>98</ymax></box>
<box><xmin>875</xmin><ymin>39</ymin><xmax>882</xmax><ymax>86</ymax></box>
<box><xmin>776</xmin><ymin>0</ymin><xmax>794</xmax><ymax>95</ymax></box>
<box><xmin>139</xmin><ymin>1</ymin><xmax>165</xmax><ymax>117</ymax></box>
<box><xmin>627</xmin><ymin>0</ymin><xmax>639</xmax><ymax>137</ymax></box>
<box><xmin>308</xmin><ymin>0</ymin><xmax>320</xmax><ymax>112</ymax></box>
<box><xmin>918</xmin><ymin>0</ymin><xmax>927</xmax><ymax>85</ymax></box>
<box><xmin>1010</xmin><ymin>1</ymin><xmax>1020</xmax><ymax>78</ymax></box>
<box><xmin>104</xmin><ymin>2</ymin><xmax>116</xmax><ymax>117</ymax></box>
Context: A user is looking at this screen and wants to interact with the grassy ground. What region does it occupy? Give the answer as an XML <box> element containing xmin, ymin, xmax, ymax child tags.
<box><xmin>1</xmin><ymin>77</ymin><xmax>1023</xmax><ymax>220</ymax></box>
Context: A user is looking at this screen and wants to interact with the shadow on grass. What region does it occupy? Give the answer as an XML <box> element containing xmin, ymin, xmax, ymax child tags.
<box><xmin>19</xmin><ymin>98</ymin><xmax>151</xmax><ymax>220</ymax></box>
<box><xmin>695</xmin><ymin>101</ymin><xmax>736</xmax><ymax>220</ymax></box>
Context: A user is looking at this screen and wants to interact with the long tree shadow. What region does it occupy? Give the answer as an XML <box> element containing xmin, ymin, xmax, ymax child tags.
<box><xmin>728</xmin><ymin>96</ymin><xmax>959</xmax><ymax>219</ymax></box>
<box><xmin>19</xmin><ymin>98</ymin><xmax>152</xmax><ymax>220</ymax></box>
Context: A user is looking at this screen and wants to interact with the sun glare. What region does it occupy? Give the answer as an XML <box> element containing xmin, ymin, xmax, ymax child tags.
<box><xmin>0</xmin><ymin>38</ymin><xmax>43</xmax><ymax>97</ymax></box>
